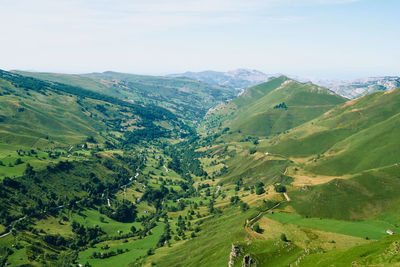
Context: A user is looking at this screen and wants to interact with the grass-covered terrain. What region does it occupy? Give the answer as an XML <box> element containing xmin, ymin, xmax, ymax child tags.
<box><xmin>266</xmin><ymin>212</ymin><xmax>400</xmax><ymax>240</ymax></box>
<box><xmin>299</xmin><ymin>234</ymin><xmax>400</xmax><ymax>266</ymax></box>
<box><xmin>15</xmin><ymin>70</ymin><xmax>237</xmax><ymax>121</ymax></box>
<box><xmin>1</xmin><ymin>69</ymin><xmax>400</xmax><ymax>266</ymax></box>
<box><xmin>201</xmin><ymin>76</ymin><xmax>346</xmax><ymax>136</ymax></box>
<box><xmin>78</xmin><ymin>223</ymin><xmax>165</xmax><ymax>266</ymax></box>
<box><xmin>260</xmin><ymin>88</ymin><xmax>400</xmax><ymax>174</ymax></box>
<box><xmin>289</xmin><ymin>166</ymin><xmax>400</xmax><ymax>220</ymax></box>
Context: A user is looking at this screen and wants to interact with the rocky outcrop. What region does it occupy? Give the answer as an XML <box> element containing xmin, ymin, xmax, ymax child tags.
<box><xmin>242</xmin><ymin>254</ymin><xmax>257</xmax><ymax>267</ymax></box>
<box><xmin>229</xmin><ymin>244</ymin><xmax>242</xmax><ymax>267</ymax></box>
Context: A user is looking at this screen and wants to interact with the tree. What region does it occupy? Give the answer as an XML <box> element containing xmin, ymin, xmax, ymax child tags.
<box><xmin>240</xmin><ymin>202</ymin><xmax>249</xmax><ymax>212</ymax></box>
<box><xmin>230</xmin><ymin>196</ymin><xmax>240</xmax><ymax>205</ymax></box>
<box><xmin>253</xmin><ymin>223</ymin><xmax>263</xmax><ymax>233</ymax></box>
<box><xmin>24</xmin><ymin>163</ymin><xmax>35</xmax><ymax>177</ymax></box>
<box><xmin>208</xmin><ymin>199</ymin><xmax>215</xmax><ymax>214</ymax></box>
<box><xmin>112</xmin><ymin>201</ymin><xmax>137</xmax><ymax>222</ymax></box>
<box><xmin>14</xmin><ymin>158</ymin><xmax>23</xmax><ymax>165</ymax></box>
<box><xmin>280</xmin><ymin>233</ymin><xmax>288</xmax><ymax>242</ymax></box>
<box><xmin>274</xmin><ymin>184</ymin><xmax>286</xmax><ymax>193</ymax></box>
<box><xmin>255</xmin><ymin>186</ymin><xmax>265</xmax><ymax>195</ymax></box>
<box><xmin>255</xmin><ymin>182</ymin><xmax>265</xmax><ymax>195</ymax></box>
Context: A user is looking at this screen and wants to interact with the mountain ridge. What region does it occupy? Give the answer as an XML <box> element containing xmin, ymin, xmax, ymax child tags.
<box><xmin>201</xmin><ymin>76</ymin><xmax>346</xmax><ymax>136</ymax></box>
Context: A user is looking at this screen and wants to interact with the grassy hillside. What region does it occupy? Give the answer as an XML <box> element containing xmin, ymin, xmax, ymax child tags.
<box><xmin>169</xmin><ymin>87</ymin><xmax>399</xmax><ymax>266</ymax></box>
<box><xmin>202</xmin><ymin>76</ymin><xmax>346</xmax><ymax>136</ymax></box>
<box><xmin>0</xmin><ymin>69</ymin><xmax>184</xmax><ymax>178</ymax></box>
<box><xmin>299</xmin><ymin>234</ymin><xmax>400</xmax><ymax>266</ymax></box>
<box><xmin>1</xmin><ymin>68</ymin><xmax>400</xmax><ymax>266</ymax></box>
<box><xmin>15</xmin><ymin>70</ymin><xmax>237</xmax><ymax>120</ymax></box>
<box><xmin>289</xmin><ymin>165</ymin><xmax>400</xmax><ymax>221</ymax></box>
<box><xmin>261</xmin><ymin>87</ymin><xmax>400</xmax><ymax>175</ymax></box>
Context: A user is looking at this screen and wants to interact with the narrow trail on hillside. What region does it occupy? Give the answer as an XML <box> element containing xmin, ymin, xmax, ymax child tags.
<box><xmin>242</xmin><ymin>159</ymin><xmax>291</xmax><ymax>235</ymax></box>
<box><xmin>163</xmin><ymin>165</ymin><xmax>169</xmax><ymax>173</ymax></box>
<box><xmin>283</xmin><ymin>192</ymin><xmax>291</xmax><ymax>201</ymax></box>
<box><xmin>245</xmin><ymin>202</ymin><xmax>282</xmax><ymax>232</ymax></box>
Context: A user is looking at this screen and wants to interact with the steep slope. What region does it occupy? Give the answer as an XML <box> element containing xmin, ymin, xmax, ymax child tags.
<box><xmin>15</xmin><ymin>70</ymin><xmax>237</xmax><ymax>120</ymax></box>
<box><xmin>203</xmin><ymin>76</ymin><xmax>346</xmax><ymax>136</ymax></box>
<box><xmin>290</xmin><ymin>165</ymin><xmax>400</xmax><ymax>220</ymax></box>
<box><xmin>264</xmin><ymin>87</ymin><xmax>400</xmax><ymax>175</ymax></box>
<box><xmin>0</xmin><ymin>70</ymin><xmax>183</xmax><ymax>178</ymax></box>
<box><xmin>144</xmin><ymin>87</ymin><xmax>399</xmax><ymax>267</ymax></box>
<box><xmin>253</xmin><ymin>88</ymin><xmax>400</xmax><ymax>222</ymax></box>
<box><xmin>2</xmin><ymin>68</ymin><xmax>399</xmax><ymax>267</ymax></box>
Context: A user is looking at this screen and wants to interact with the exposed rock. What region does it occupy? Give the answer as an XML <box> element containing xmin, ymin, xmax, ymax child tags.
<box><xmin>294</xmin><ymin>76</ymin><xmax>400</xmax><ymax>99</ymax></box>
<box><xmin>242</xmin><ymin>254</ymin><xmax>257</xmax><ymax>267</ymax></box>
<box><xmin>229</xmin><ymin>243</ymin><xmax>242</xmax><ymax>267</ymax></box>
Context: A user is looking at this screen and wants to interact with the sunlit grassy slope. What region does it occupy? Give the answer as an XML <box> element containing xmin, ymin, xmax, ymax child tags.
<box><xmin>0</xmin><ymin>69</ymin><xmax>182</xmax><ymax>177</ymax></box>
<box><xmin>202</xmin><ymin>76</ymin><xmax>346</xmax><ymax>136</ymax></box>
<box><xmin>261</xmin><ymin>87</ymin><xmax>400</xmax><ymax>175</ymax></box>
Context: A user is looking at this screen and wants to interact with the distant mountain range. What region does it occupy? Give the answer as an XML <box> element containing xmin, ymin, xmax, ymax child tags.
<box><xmin>170</xmin><ymin>69</ymin><xmax>400</xmax><ymax>99</ymax></box>
<box><xmin>308</xmin><ymin>76</ymin><xmax>400</xmax><ymax>99</ymax></box>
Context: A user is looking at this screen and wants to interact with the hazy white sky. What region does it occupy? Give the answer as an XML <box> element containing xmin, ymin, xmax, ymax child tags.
<box><xmin>0</xmin><ymin>0</ymin><xmax>399</xmax><ymax>79</ymax></box>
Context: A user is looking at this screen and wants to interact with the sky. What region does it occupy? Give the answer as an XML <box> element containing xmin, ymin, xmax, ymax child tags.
<box><xmin>0</xmin><ymin>0</ymin><xmax>399</xmax><ymax>80</ymax></box>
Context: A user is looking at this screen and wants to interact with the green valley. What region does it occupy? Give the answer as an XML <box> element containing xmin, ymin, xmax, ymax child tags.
<box><xmin>0</xmin><ymin>69</ymin><xmax>399</xmax><ymax>267</ymax></box>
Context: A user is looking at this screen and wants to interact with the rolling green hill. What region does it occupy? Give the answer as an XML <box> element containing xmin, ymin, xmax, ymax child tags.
<box><xmin>202</xmin><ymin>76</ymin><xmax>346</xmax><ymax>136</ymax></box>
<box><xmin>15</xmin><ymin>70</ymin><xmax>237</xmax><ymax>120</ymax></box>
<box><xmin>1</xmin><ymin>68</ymin><xmax>400</xmax><ymax>267</ymax></box>
<box><xmin>0</xmin><ymin>69</ymin><xmax>183</xmax><ymax>178</ymax></box>
<box><xmin>263</xmin><ymin>87</ymin><xmax>400</xmax><ymax>175</ymax></box>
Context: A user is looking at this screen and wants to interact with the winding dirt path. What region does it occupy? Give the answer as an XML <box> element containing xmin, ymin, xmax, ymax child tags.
<box><xmin>245</xmin><ymin>202</ymin><xmax>282</xmax><ymax>230</ymax></box>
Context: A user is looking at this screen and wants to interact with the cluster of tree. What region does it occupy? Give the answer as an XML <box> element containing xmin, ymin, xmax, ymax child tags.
<box><xmin>262</xmin><ymin>199</ymin><xmax>280</xmax><ymax>210</ymax></box>
<box><xmin>274</xmin><ymin>184</ymin><xmax>287</xmax><ymax>193</ymax></box>
<box><xmin>123</xmin><ymin>121</ymin><xmax>170</xmax><ymax>145</ymax></box>
<box><xmin>71</xmin><ymin>221</ymin><xmax>105</xmax><ymax>247</ymax></box>
<box><xmin>0</xmin><ymin>154</ymin><xmax>142</xmax><ymax>226</ymax></box>
<box><xmin>157</xmin><ymin>220</ymin><xmax>172</xmax><ymax>247</ymax></box>
<box><xmin>43</xmin><ymin>234</ymin><xmax>69</xmax><ymax>248</ymax></box>
<box><xmin>252</xmin><ymin>223</ymin><xmax>264</xmax><ymax>234</ymax></box>
<box><xmin>91</xmin><ymin>248</ymin><xmax>129</xmax><ymax>259</ymax></box>
<box><xmin>141</xmin><ymin>185</ymin><xmax>170</xmax><ymax>210</ymax></box>
<box><xmin>99</xmin><ymin>200</ymin><xmax>137</xmax><ymax>222</ymax></box>
<box><xmin>255</xmin><ymin>182</ymin><xmax>265</xmax><ymax>195</ymax></box>
<box><xmin>230</xmin><ymin>196</ymin><xmax>249</xmax><ymax>212</ymax></box>
<box><xmin>165</xmin><ymin>141</ymin><xmax>207</xmax><ymax>178</ymax></box>
<box><xmin>273</xmin><ymin>102</ymin><xmax>288</xmax><ymax>109</ymax></box>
